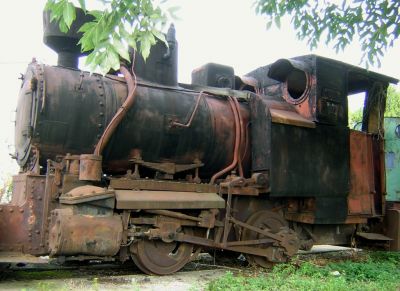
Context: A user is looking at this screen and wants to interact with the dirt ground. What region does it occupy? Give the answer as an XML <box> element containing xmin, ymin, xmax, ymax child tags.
<box><xmin>0</xmin><ymin>246</ymin><xmax>360</xmax><ymax>291</ymax></box>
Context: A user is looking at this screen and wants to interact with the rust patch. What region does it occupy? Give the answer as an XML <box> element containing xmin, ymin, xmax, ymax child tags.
<box><xmin>348</xmin><ymin>130</ymin><xmax>375</xmax><ymax>215</ymax></box>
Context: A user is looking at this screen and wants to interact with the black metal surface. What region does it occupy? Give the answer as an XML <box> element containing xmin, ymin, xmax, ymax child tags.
<box><xmin>43</xmin><ymin>8</ymin><xmax>93</xmax><ymax>68</ymax></box>
<box><xmin>133</xmin><ymin>25</ymin><xmax>178</xmax><ymax>87</ymax></box>
<box><xmin>15</xmin><ymin>64</ymin><xmax>249</xmax><ymax>176</ymax></box>
<box><xmin>249</xmin><ymin>94</ymin><xmax>272</xmax><ymax>172</ymax></box>
<box><xmin>192</xmin><ymin>63</ymin><xmax>235</xmax><ymax>89</ymax></box>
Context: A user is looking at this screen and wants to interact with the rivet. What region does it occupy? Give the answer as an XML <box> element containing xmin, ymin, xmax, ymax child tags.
<box><xmin>9</xmin><ymin>209</ymin><xmax>13</xmax><ymax>213</ymax></box>
<box><xmin>99</xmin><ymin>112</ymin><xmax>104</xmax><ymax>116</ymax></box>
<box><xmin>30</xmin><ymin>195</ymin><xmax>34</xmax><ymax>199</ymax></box>
<box><xmin>19</xmin><ymin>209</ymin><xmax>24</xmax><ymax>213</ymax></box>
<box><xmin>35</xmin><ymin>230</ymin><xmax>40</xmax><ymax>234</ymax></box>
<box><xmin>99</xmin><ymin>102</ymin><xmax>104</xmax><ymax>106</ymax></box>
<box><xmin>0</xmin><ymin>208</ymin><xmax>2</xmax><ymax>212</ymax></box>
<box><xmin>98</xmin><ymin>124</ymin><xmax>103</xmax><ymax>128</ymax></box>
<box><xmin>40</xmin><ymin>244</ymin><xmax>44</xmax><ymax>247</ymax></box>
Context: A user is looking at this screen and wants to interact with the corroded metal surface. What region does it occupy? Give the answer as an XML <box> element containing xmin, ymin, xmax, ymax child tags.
<box><xmin>348</xmin><ymin>130</ymin><xmax>375</xmax><ymax>215</ymax></box>
<box><xmin>48</xmin><ymin>210</ymin><xmax>122</xmax><ymax>256</ymax></box>
<box><xmin>0</xmin><ymin>174</ymin><xmax>52</xmax><ymax>255</ymax></box>
<box><xmin>385</xmin><ymin>208</ymin><xmax>400</xmax><ymax>250</ymax></box>
<box><xmin>78</xmin><ymin>154</ymin><xmax>102</xmax><ymax>181</ymax></box>
<box><xmin>115</xmin><ymin>190</ymin><xmax>225</xmax><ymax>209</ymax></box>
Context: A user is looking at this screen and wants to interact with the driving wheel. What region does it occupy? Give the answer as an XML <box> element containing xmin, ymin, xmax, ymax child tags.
<box><xmin>241</xmin><ymin>210</ymin><xmax>289</xmax><ymax>268</ymax></box>
<box><xmin>131</xmin><ymin>227</ymin><xmax>194</xmax><ymax>275</ymax></box>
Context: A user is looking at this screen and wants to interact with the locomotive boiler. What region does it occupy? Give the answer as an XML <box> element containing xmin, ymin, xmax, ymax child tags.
<box><xmin>0</xmin><ymin>10</ymin><xmax>399</xmax><ymax>274</ymax></box>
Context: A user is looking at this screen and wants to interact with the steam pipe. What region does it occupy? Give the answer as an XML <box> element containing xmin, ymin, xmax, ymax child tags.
<box><xmin>94</xmin><ymin>65</ymin><xmax>137</xmax><ymax>156</ymax></box>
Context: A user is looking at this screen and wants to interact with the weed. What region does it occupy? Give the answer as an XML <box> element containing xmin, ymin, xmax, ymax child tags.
<box><xmin>207</xmin><ymin>251</ymin><xmax>400</xmax><ymax>291</ymax></box>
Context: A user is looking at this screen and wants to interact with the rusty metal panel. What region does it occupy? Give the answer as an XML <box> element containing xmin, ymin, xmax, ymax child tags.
<box><xmin>0</xmin><ymin>174</ymin><xmax>52</xmax><ymax>255</ymax></box>
<box><xmin>348</xmin><ymin>130</ymin><xmax>374</xmax><ymax>215</ymax></box>
<box><xmin>269</xmin><ymin>108</ymin><xmax>315</xmax><ymax>128</ymax></box>
<box><xmin>115</xmin><ymin>190</ymin><xmax>225</xmax><ymax>209</ymax></box>
<box><xmin>356</xmin><ymin>232</ymin><xmax>393</xmax><ymax>241</ymax></box>
<box><xmin>384</xmin><ymin>117</ymin><xmax>400</xmax><ymax>202</ymax></box>
<box><xmin>79</xmin><ymin>154</ymin><xmax>102</xmax><ymax>181</ymax></box>
<box><xmin>386</xmin><ymin>208</ymin><xmax>400</xmax><ymax>251</ymax></box>
<box><xmin>110</xmin><ymin>178</ymin><xmax>218</xmax><ymax>193</ymax></box>
<box><xmin>48</xmin><ymin>210</ymin><xmax>122</xmax><ymax>256</ymax></box>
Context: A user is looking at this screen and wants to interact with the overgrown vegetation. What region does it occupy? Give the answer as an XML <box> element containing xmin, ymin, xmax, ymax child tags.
<box><xmin>255</xmin><ymin>0</ymin><xmax>400</xmax><ymax>67</ymax></box>
<box><xmin>349</xmin><ymin>85</ymin><xmax>400</xmax><ymax>128</ymax></box>
<box><xmin>0</xmin><ymin>174</ymin><xmax>13</xmax><ymax>203</ymax></box>
<box><xmin>207</xmin><ymin>251</ymin><xmax>400</xmax><ymax>291</ymax></box>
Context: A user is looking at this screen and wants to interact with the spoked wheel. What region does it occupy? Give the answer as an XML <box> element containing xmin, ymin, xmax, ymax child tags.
<box><xmin>241</xmin><ymin>210</ymin><xmax>289</xmax><ymax>268</ymax></box>
<box><xmin>131</xmin><ymin>227</ymin><xmax>194</xmax><ymax>275</ymax></box>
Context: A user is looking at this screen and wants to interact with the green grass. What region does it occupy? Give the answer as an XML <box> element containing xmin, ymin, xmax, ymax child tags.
<box><xmin>207</xmin><ymin>251</ymin><xmax>400</xmax><ymax>291</ymax></box>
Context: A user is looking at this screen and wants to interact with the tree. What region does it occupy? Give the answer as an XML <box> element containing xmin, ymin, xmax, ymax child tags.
<box><xmin>45</xmin><ymin>0</ymin><xmax>177</xmax><ymax>74</ymax></box>
<box><xmin>255</xmin><ymin>0</ymin><xmax>400</xmax><ymax>67</ymax></box>
<box><xmin>46</xmin><ymin>0</ymin><xmax>400</xmax><ymax>72</ymax></box>
<box><xmin>349</xmin><ymin>85</ymin><xmax>400</xmax><ymax>128</ymax></box>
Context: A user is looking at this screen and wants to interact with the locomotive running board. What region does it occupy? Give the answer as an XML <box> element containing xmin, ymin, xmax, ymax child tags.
<box><xmin>115</xmin><ymin>190</ymin><xmax>225</xmax><ymax>209</ymax></box>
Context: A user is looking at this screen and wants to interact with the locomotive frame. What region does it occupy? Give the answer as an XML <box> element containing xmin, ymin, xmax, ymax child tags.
<box><xmin>0</xmin><ymin>10</ymin><xmax>399</xmax><ymax>274</ymax></box>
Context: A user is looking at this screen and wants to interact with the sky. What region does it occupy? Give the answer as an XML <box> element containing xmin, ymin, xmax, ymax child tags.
<box><xmin>0</xmin><ymin>0</ymin><xmax>399</xmax><ymax>180</ymax></box>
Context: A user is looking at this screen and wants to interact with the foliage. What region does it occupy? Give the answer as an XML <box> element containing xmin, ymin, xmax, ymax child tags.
<box><xmin>348</xmin><ymin>107</ymin><xmax>363</xmax><ymax>129</ymax></box>
<box><xmin>348</xmin><ymin>85</ymin><xmax>400</xmax><ymax>128</ymax></box>
<box><xmin>0</xmin><ymin>174</ymin><xmax>13</xmax><ymax>203</ymax></box>
<box><xmin>385</xmin><ymin>85</ymin><xmax>400</xmax><ymax>117</ymax></box>
<box><xmin>45</xmin><ymin>0</ymin><xmax>176</xmax><ymax>74</ymax></box>
<box><xmin>208</xmin><ymin>251</ymin><xmax>400</xmax><ymax>291</ymax></box>
<box><xmin>255</xmin><ymin>0</ymin><xmax>400</xmax><ymax>67</ymax></box>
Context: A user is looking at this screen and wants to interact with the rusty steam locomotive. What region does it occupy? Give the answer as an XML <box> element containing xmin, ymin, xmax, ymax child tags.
<box><xmin>0</xmin><ymin>11</ymin><xmax>399</xmax><ymax>275</ymax></box>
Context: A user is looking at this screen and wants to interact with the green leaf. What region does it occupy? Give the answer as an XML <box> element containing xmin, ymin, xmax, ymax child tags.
<box><xmin>152</xmin><ymin>29</ymin><xmax>167</xmax><ymax>45</ymax></box>
<box><xmin>59</xmin><ymin>20</ymin><xmax>68</xmax><ymax>33</ymax></box>
<box><xmin>63</xmin><ymin>2</ymin><xmax>76</xmax><ymax>29</ymax></box>
<box><xmin>140</xmin><ymin>37</ymin><xmax>151</xmax><ymax>61</ymax></box>
<box><xmin>275</xmin><ymin>16</ymin><xmax>281</xmax><ymax>28</ymax></box>
<box><xmin>113</xmin><ymin>38</ymin><xmax>130</xmax><ymax>61</ymax></box>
